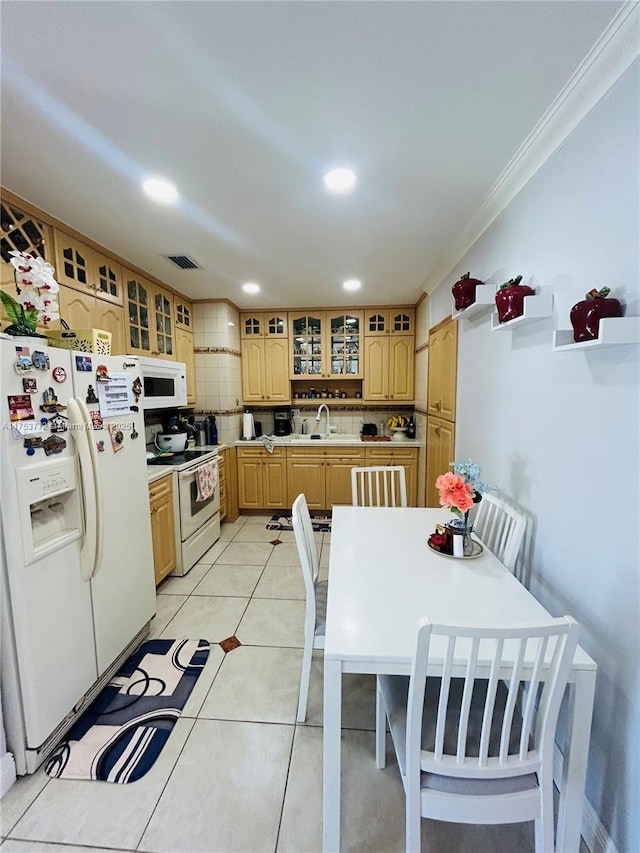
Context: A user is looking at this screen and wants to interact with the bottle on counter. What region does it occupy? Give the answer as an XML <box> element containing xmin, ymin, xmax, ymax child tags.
<box><xmin>301</xmin><ymin>419</ymin><xmax>308</xmax><ymax>435</ymax></box>
<box><xmin>208</xmin><ymin>415</ymin><xmax>218</xmax><ymax>446</ymax></box>
<box><xmin>407</xmin><ymin>415</ymin><xmax>416</xmax><ymax>440</ymax></box>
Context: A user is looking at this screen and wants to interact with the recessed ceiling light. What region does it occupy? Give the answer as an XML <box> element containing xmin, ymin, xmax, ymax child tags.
<box><xmin>342</xmin><ymin>278</ymin><xmax>361</xmax><ymax>291</ymax></box>
<box><xmin>324</xmin><ymin>168</ymin><xmax>356</xmax><ymax>194</ymax></box>
<box><xmin>242</xmin><ymin>282</ymin><xmax>260</xmax><ymax>295</ymax></box>
<box><xmin>142</xmin><ymin>177</ymin><xmax>179</xmax><ymax>204</ymax></box>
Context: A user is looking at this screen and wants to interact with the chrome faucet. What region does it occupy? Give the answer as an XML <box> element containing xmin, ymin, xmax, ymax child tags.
<box><xmin>315</xmin><ymin>403</ymin><xmax>331</xmax><ymax>437</ymax></box>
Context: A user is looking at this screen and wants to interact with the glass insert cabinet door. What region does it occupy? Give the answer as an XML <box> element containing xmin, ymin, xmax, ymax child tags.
<box><xmin>328</xmin><ymin>312</ymin><xmax>363</xmax><ymax>378</ymax></box>
<box><xmin>290</xmin><ymin>313</ymin><xmax>324</xmax><ymax>377</ymax></box>
<box><xmin>155</xmin><ymin>290</ymin><xmax>174</xmax><ymax>357</ymax></box>
<box><xmin>127</xmin><ymin>276</ymin><xmax>151</xmax><ymax>353</ymax></box>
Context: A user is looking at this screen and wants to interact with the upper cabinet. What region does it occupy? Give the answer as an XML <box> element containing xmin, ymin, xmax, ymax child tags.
<box><xmin>289</xmin><ymin>311</ymin><xmax>363</xmax><ymax>379</ymax></box>
<box><xmin>364</xmin><ymin>308</ymin><xmax>415</xmax><ymax>337</ymax></box>
<box><xmin>363</xmin><ymin>335</ymin><xmax>415</xmax><ymax>402</ymax></box>
<box><xmin>427</xmin><ymin>318</ymin><xmax>458</xmax><ymax>421</ymax></box>
<box><xmin>240</xmin><ymin>312</ymin><xmax>289</xmax><ymax>403</ymax></box>
<box><xmin>241</xmin><ymin>312</ymin><xmax>288</xmax><ymax>339</ymax></box>
<box><xmin>123</xmin><ymin>269</ymin><xmax>175</xmax><ymax>359</ymax></box>
<box><xmin>174</xmin><ymin>298</ymin><xmax>193</xmax><ymax>331</ymax></box>
<box><xmin>54</xmin><ymin>233</ymin><xmax>123</xmax><ymax>306</ymax></box>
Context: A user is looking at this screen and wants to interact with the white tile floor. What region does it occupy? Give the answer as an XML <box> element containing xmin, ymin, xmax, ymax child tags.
<box><xmin>0</xmin><ymin>514</ymin><xmax>584</xmax><ymax>853</ymax></box>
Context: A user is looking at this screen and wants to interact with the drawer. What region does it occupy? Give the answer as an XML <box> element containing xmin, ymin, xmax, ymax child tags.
<box><xmin>148</xmin><ymin>475</ymin><xmax>173</xmax><ymax>501</ymax></box>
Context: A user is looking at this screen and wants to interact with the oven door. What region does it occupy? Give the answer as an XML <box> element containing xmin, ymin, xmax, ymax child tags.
<box><xmin>177</xmin><ymin>459</ymin><xmax>220</xmax><ymax>542</ymax></box>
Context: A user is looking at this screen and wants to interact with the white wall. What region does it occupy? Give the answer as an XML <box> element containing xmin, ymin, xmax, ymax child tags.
<box><xmin>430</xmin><ymin>62</ymin><xmax>639</xmax><ymax>852</ymax></box>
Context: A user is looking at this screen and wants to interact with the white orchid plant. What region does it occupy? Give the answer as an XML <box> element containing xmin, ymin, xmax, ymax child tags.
<box><xmin>1</xmin><ymin>250</ymin><xmax>60</xmax><ymax>336</ymax></box>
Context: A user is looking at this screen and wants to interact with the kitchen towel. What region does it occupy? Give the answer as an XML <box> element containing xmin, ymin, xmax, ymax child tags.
<box><xmin>261</xmin><ymin>434</ymin><xmax>275</xmax><ymax>454</ymax></box>
<box><xmin>45</xmin><ymin>639</ymin><xmax>209</xmax><ymax>783</ymax></box>
<box><xmin>196</xmin><ymin>461</ymin><xmax>217</xmax><ymax>502</ymax></box>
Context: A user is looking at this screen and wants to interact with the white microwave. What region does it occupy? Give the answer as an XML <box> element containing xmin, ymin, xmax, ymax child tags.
<box><xmin>139</xmin><ymin>357</ymin><xmax>188</xmax><ymax>409</ymax></box>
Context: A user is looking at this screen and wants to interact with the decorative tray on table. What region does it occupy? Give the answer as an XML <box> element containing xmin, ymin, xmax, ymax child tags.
<box><xmin>426</xmin><ymin>539</ymin><xmax>484</xmax><ymax>559</ymax></box>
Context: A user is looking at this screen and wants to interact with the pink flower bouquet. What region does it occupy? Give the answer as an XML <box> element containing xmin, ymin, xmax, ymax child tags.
<box><xmin>434</xmin><ymin>471</ymin><xmax>475</xmax><ymax>513</ymax></box>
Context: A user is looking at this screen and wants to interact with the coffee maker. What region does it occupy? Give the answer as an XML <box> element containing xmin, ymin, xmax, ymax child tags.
<box><xmin>273</xmin><ymin>408</ymin><xmax>293</xmax><ymax>436</ymax></box>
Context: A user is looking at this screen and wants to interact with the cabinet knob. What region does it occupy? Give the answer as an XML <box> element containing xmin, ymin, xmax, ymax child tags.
<box><xmin>434</xmin><ymin>399</ymin><xmax>441</xmax><ymax>411</ymax></box>
<box><xmin>435</xmin><ymin>425</ymin><xmax>440</xmax><ymax>436</ymax></box>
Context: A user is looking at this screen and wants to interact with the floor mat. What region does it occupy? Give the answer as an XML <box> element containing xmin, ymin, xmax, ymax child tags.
<box><xmin>266</xmin><ymin>514</ymin><xmax>331</xmax><ymax>533</ymax></box>
<box><xmin>45</xmin><ymin>638</ymin><xmax>209</xmax><ymax>783</ymax></box>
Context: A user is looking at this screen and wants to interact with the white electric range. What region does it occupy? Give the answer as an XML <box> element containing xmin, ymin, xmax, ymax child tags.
<box><xmin>147</xmin><ymin>448</ymin><xmax>220</xmax><ymax>575</ymax></box>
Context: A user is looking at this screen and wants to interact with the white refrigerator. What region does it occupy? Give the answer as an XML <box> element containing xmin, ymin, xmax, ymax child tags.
<box><xmin>0</xmin><ymin>336</ymin><xmax>156</xmax><ymax>774</ymax></box>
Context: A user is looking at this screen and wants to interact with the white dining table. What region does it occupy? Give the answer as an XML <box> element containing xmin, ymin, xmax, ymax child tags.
<box><xmin>323</xmin><ymin>506</ymin><xmax>597</xmax><ymax>853</ymax></box>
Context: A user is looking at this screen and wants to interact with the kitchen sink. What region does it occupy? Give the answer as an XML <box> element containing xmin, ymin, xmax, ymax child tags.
<box><xmin>290</xmin><ymin>433</ymin><xmax>361</xmax><ymax>441</ymax></box>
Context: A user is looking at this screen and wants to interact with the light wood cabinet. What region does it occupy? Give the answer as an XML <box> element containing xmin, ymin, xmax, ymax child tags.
<box><xmin>364</xmin><ymin>445</ymin><xmax>419</xmax><ymax>506</ymax></box>
<box><xmin>240</xmin><ymin>312</ymin><xmax>290</xmax><ymax>403</ymax></box>
<box><xmin>174</xmin><ymin>298</ymin><xmax>193</xmax><ymax>331</ymax></box>
<box><xmin>175</xmin><ymin>327</ymin><xmax>196</xmax><ymax>406</ymax></box>
<box><xmin>427</xmin><ymin>318</ymin><xmax>458</xmax><ymax>420</ymax></box>
<box><xmin>54</xmin><ymin>232</ymin><xmax>123</xmax><ymax>306</ymax></box>
<box><xmin>123</xmin><ymin>269</ymin><xmax>175</xmax><ymax>359</ymax></box>
<box><xmin>325</xmin><ymin>447</ymin><xmax>365</xmax><ymax>506</ymax></box>
<box><xmin>286</xmin><ymin>446</ymin><xmax>366</xmax><ymax>510</ymax></box>
<box><xmin>363</xmin><ymin>335</ymin><xmax>414</xmax><ymax>402</ymax></box>
<box><xmin>289</xmin><ymin>311</ymin><xmax>364</xmax><ymax>380</ymax></box>
<box><xmin>218</xmin><ymin>449</ymin><xmax>227</xmax><ymax>521</ymax></box>
<box><xmin>58</xmin><ymin>285</ymin><xmax>126</xmax><ymax>355</ymax></box>
<box><xmin>149</xmin><ymin>475</ymin><xmax>176</xmax><ymax>585</ymax></box>
<box><xmin>425</xmin><ymin>417</ymin><xmax>455</xmax><ymax>507</ymax></box>
<box><xmin>241</xmin><ymin>338</ymin><xmax>290</xmax><ymax>403</ymax></box>
<box><xmin>364</xmin><ymin>308</ymin><xmax>415</xmax><ymax>337</ymax></box>
<box><xmin>237</xmin><ymin>446</ymin><xmax>287</xmax><ymax>509</ymax></box>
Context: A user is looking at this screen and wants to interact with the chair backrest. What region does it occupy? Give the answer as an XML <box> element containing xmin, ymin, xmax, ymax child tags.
<box><xmin>405</xmin><ymin>617</ymin><xmax>580</xmax><ymax>783</ymax></box>
<box><xmin>292</xmin><ymin>493</ymin><xmax>320</xmax><ymax>602</ymax></box>
<box><xmin>351</xmin><ymin>466</ymin><xmax>407</xmax><ymax>507</ymax></box>
<box><xmin>473</xmin><ymin>492</ymin><xmax>526</xmax><ymax>572</ymax></box>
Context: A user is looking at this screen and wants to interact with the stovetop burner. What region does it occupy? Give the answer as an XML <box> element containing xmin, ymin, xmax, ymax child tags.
<box><xmin>147</xmin><ymin>449</ymin><xmax>218</xmax><ymax>467</ymax></box>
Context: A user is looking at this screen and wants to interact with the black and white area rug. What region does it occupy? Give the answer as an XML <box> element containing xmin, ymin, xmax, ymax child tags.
<box><xmin>45</xmin><ymin>638</ymin><xmax>209</xmax><ymax>783</ymax></box>
<box><xmin>266</xmin><ymin>514</ymin><xmax>332</xmax><ymax>533</ymax></box>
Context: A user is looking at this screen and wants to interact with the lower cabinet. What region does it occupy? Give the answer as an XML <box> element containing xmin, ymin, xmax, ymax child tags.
<box><xmin>148</xmin><ymin>475</ymin><xmax>176</xmax><ymax>585</ymax></box>
<box><xmin>364</xmin><ymin>446</ymin><xmax>419</xmax><ymax>506</ymax></box>
<box><xmin>236</xmin><ymin>443</ymin><xmax>419</xmax><ymax>511</ymax></box>
<box><xmin>425</xmin><ymin>417</ymin><xmax>455</xmax><ymax>507</ymax></box>
<box><xmin>287</xmin><ymin>446</ymin><xmax>366</xmax><ymax>511</ymax></box>
<box><xmin>218</xmin><ymin>449</ymin><xmax>227</xmax><ymax>521</ymax></box>
<box><xmin>237</xmin><ymin>446</ymin><xmax>287</xmax><ymax>509</ymax></box>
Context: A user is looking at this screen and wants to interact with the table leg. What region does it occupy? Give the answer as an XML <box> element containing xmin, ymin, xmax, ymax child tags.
<box><xmin>556</xmin><ymin>670</ymin><xmax>596</xmax><ymax>853</ymax></box>
<box><xmin>323</xmin><ymin>657</ymin><xmax>343</xmax><ymax>853</ymax></box>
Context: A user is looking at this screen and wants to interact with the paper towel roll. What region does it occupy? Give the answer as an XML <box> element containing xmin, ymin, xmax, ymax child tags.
<box><xmin>242</xmin><ymin>412</ymin><xmax>255</xmax><ymax>440</ymax></box>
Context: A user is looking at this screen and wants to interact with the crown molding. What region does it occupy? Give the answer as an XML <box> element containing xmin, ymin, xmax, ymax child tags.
<box><xmin>422</xmin><ymin>2</ymin><xmax>640</xmax><ymax>295</ymax></box>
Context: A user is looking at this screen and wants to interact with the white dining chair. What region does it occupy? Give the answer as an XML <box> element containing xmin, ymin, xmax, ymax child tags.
<box><xmin>375</xmin><ymin>615</ymin><xmax>580</xmax><ymax>853</ymax></box>
<box><xmin>292</xmin><ymin>492</ymin><xmax>328</xmax><ymax>723</ymax></box>
<box><xmin>351</xmin><ymin>466</ymin><xmax>407</xmax><ymax>507</ymax></box>
<box><xmin>473</xmin><ymin>492</ymin><xmax>526</xmax><ymax>572</ymax></box>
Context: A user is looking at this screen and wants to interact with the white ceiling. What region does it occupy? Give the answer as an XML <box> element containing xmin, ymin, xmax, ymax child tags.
<box><xmin>1</xmin><ymin>1</ymin><xmax>622</xmax><ymax>309</ymax></box>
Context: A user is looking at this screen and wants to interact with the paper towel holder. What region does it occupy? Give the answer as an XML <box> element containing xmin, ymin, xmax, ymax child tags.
<box><xmin>241</xmin><ymin>411</ymin><xmax>256</xmax><ymax>441</ymax></box>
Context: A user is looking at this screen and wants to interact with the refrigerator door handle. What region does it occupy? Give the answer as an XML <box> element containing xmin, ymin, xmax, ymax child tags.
<box><xmin>67</xmin><ymin>397</ymin><xmax>104</xmax><ymax>581</ymax></box>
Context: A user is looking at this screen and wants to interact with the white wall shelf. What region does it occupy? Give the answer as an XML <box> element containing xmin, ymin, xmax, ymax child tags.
<box><xmin>553</xmin><ymin>316</ymin><xmax>640</xmax><ymax>351</ymax></box>
<box><xmin>451</xmin><ymin>285</ymin><xmax>497</xmax><ymax>320</ymax></box>
<box><xmin>491</xmin><ymin>290</ymin><xmax>554</xmax><ymax>331</ymax></box>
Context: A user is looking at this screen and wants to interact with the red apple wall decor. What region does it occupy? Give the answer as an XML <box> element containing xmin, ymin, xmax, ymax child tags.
<box><xmin>495</xmin><ymin>275</ymin><xmax>535</xmax><ymax>323</ymax></box>
<box><xmin>452</xmin><ymin>272</ymin><xmax>484</xmax><ymax>311</ymax></box>
<box><xmin>569</xmin><ymin>287</ymin><xmax>622</xmax><ymax>342</ymax></box>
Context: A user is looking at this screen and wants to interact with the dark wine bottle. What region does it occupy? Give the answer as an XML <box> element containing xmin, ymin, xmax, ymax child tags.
<box><xmin>406</xmin><ymin>415</ymin><xmax>416</xmax><ymax>440</ymax></box>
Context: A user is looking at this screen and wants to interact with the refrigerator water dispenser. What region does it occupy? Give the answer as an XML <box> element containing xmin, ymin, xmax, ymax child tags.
<box><xmin>16</xmin><ymin>457</ymin><xmax>82</xmax><ymax>565</ymax></box>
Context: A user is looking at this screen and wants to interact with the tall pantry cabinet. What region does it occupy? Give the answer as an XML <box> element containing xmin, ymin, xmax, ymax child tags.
<box><xmin>425</xmin><ymin>317</ymin><xmax>458</xmax><ymax>506</ymax></box>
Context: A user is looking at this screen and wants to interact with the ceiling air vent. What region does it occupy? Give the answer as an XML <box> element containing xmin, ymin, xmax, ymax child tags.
<box><xmin>163</xmin><ymin>254</ymin><xmax>200</xmax><ymax>270</ymax></box>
